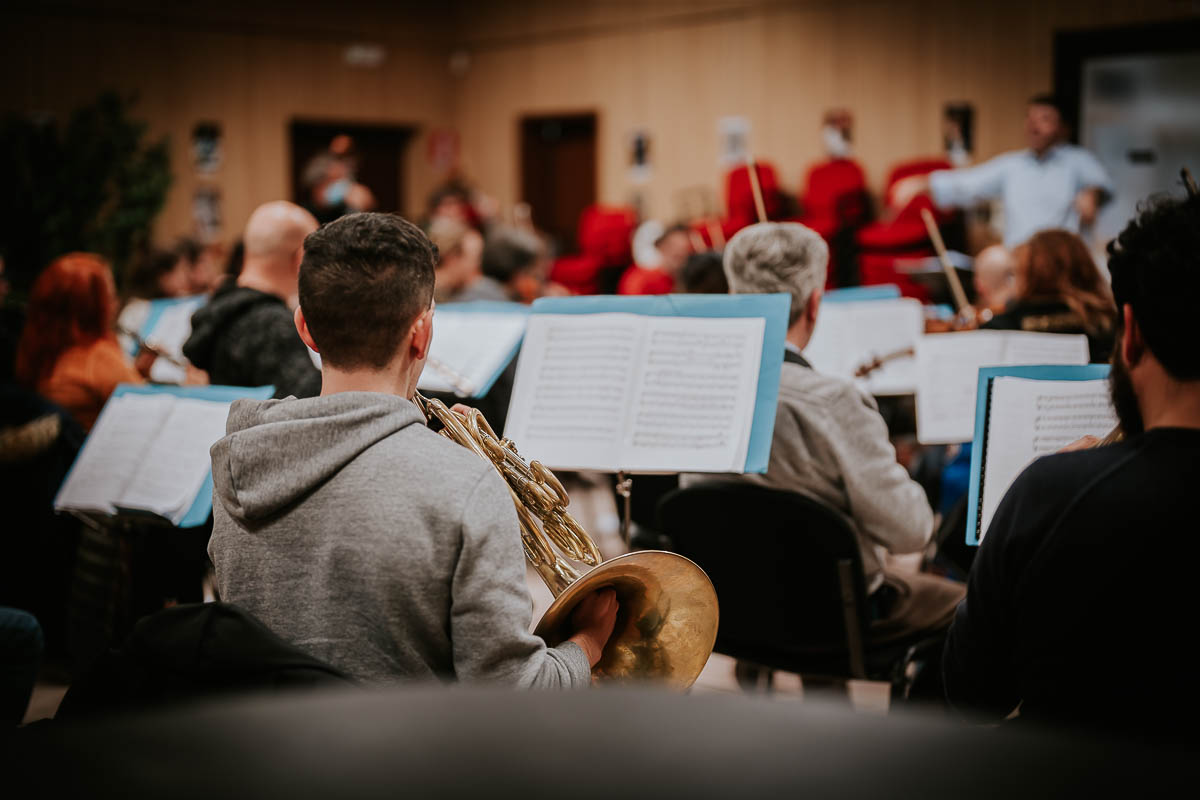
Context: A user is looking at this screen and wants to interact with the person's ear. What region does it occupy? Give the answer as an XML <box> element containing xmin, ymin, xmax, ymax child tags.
<box><xmin>409</xmin><ymin>307</ymin><xmax>434</xmax><ymax>361</ymax></box>
<box><xmin>806</xmin><ymin>288</ymin><xmax>822</xmax><ymax>327</ymax></box>
<box><xmin>294</xmin><ymin>306</ymin><xmax>319</xmax><ymax>352</ymax></box>
<box><xmin>1121</xmin><ymin>304</ymin><xmax>1145</xmax><ymax>368</ymax></box>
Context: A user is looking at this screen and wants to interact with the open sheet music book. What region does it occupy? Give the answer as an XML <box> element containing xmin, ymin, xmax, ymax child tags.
<box><xmin>54</xmin><ymin>383</ymin><xmax>273</xmax><ymax>527</ymax></box>
<box><xmin>914</xmin><ymin>330</ymin><xmax>1090</xmax><ymax>444</ymax></box>
<box><xmin>503</xmin><ymin>294</ymin><xmax>789</xmax><ymax>474</ymax></box>
<box><xmin>965</xmin><ymin>366</ymin><xmax>1115</xmax><ymax>545</ymax></box>
<box><xmin>804</xmin><ymin>298</ymin><xmax>924</xmax><ymax>396</ymax></box>
<box><xmin>417</xmin><ymin>302</ymin><xmax>529</xmax><ymax>398</ymax></box>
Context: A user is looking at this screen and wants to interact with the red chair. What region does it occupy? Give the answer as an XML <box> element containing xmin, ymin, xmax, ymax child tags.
<box><xmin>796</xmin><ymin>158</ymin><xmax>869</xmax><ymax>240</ymax></box>
<box><xmin>549</xmin><ymin>205</ymin><xmax>637</xmax><ymax>295</ymax></box>
<box><xmin>794</xmin><ymin>158</ymin><xmax>871</xmax><ymax>289</ymax></box>
<box><xmin>855</xmin><ymin>158</ymin><xmax>957</xmax><ymax>299</ymax></box>
<box><xmin>724</xmin><ymin>162</ymin><xmax>784</xmax><ymax>235</ymax></box>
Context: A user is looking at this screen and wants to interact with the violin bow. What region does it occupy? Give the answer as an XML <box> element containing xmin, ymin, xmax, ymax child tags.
<box><xmin>920</xmin><ymin>207</ymin><xmax>971</xmax><ymax>314</ymax></box>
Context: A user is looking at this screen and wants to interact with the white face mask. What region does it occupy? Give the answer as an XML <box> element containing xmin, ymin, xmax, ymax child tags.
<box><xmin>947</xmin><ymin>140</ymin><xmax>971</xmax><ymax>168</ymax></box>
<box><xmin>822</xmin><ymin>125</ymin><xmax>852</xmax><ymax>159</ymax></box>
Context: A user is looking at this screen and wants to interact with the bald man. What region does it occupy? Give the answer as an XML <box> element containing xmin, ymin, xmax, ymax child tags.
<box><xmin>972</xmin><ymin>244</ymin><xmax>1017</xmax><ymax>317</ymax></box>
<box><xmin>184</xmin><ymin>202</ymin><xmax>322</xmax><ymax>398</ymax></box>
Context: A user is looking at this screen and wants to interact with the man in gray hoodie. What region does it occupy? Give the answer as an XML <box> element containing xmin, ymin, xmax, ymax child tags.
<box><xmin>208</xmin><ymin>212</ymin><xmax>616</xmax><ymax>688</ymax></box>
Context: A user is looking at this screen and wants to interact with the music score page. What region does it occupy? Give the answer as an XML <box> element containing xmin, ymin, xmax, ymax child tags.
<box><xmin>804</xmin><ymin>298</ymin><xmax>924</xmax><ymax>395</ymax></box>
<box><xmin>915</xmin><ymin>331</ymin><xmax>1090</xmax><ymax>444</ymax></box>
<box><xmin>418</xmin><ymin>311</ymin><xmax>527</xmax><ymax>397</ymax></box>
<box><xmin>977</xmin><ymin>377</ymin><xmax>1116</xmax><ymax>539</ymax></box>
<box><xmin>144</xmin><ymin>298</ymin><xmax>204</xmax><ymax>384</ymax></box>
<box><xmin>56</xmin><ymin>392</ymin><xmax>234</xmax><ymax>525</ymax></box>
<box><xmin>504</xmin><ymin>313</ymin><xmax>764</xmax><ymax>472</ymax></box>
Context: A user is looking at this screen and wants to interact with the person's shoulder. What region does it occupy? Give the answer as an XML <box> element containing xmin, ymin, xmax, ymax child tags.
<box><xmin>973</xmin><ymin>149</ymin><xmax>1024</xmax><ymax>166</ymax></box>
<box><xmin>375</xmin><ymin>421</ymin><xmax>501</xmax><ymax>496</ymax></box>
<box><xmin>779</xmin><ymin>363</ymin><xmax>869</xmax><ymax>411</ymax></box>
<box><xmin>1007</xmin><ymin>441</ymin><xmax>1137</xmax><ymax>513</ymax></box>
<box><xmin>83</xmin><ymin>338</ymin><xmax>135</xmax><ymax>372</ymax></box>
<box><xmin>1057</xmin><ymin>143</ymin><xmax>1095</xmax><ymax>159</ymax></box>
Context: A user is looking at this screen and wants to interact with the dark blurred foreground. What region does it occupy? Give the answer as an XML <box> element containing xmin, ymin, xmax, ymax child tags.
<box><xmin>6</xmin><ymin>685</ymin><xmax>1191</xmax><ymax>798</ymax></box>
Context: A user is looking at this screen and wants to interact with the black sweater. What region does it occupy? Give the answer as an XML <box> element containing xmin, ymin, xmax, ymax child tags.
<box><xmin>944</xmin><ymin>428</ymin><xmax>1200</xmax><ymax>739</ymax></box>
<box><xmin>183</xmin><ymin>281</ymin><xmax>321</xmax><ymax>399</ymax></box>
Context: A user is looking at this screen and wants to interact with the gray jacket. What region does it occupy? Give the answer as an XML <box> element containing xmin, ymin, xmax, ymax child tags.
<box><xmin>684</xmin><ymin>357</ymin><xmax>932</xmax><ymax>593</ymax></box>
<box><xmin>208</xmin><ymin>391</ymin><xmax>590</xmax><ymax>688</ymax></box>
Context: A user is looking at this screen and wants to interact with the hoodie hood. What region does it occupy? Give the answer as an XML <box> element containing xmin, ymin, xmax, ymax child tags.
<box><xmin>211</xmin><ymin>392</ymin><xmax>426</xmax><ymax>523</ymax></box>
<box><xmin>183</xmin><ymin>282</ymin><xmax>283</xmax><ymax>370</ymax></box>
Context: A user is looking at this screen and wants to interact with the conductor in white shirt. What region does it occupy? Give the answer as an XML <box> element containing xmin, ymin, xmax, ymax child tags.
<box><xmin>892</xmin><ymin>94</ymin><xmax>1114</xmax><ymax>247</ymax></box>
<box><xmin>683</xmin><ymin>222</ymin><xmax>964</xmax><ymax>642</ymax></box>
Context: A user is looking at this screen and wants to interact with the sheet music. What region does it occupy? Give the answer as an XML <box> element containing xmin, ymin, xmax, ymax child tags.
<box><xmin>804</xmin><ymin>298</ymin><xmax>923</xmax><ymax>395</ymax></box>
<box><xmin>915</xmin><ymin>331</ymin><xmax>1089</xmax><ymax>444</ymax></box>
<box><xmin>117</xmin><ymin>398</ymin><xmax>231</xmax><ymax>524</ymax></box>
<box><xmin>978</xmin><ymin>378</ymin><xmax>1116</xmax><ymax>539</ymax></box>
<box><xmin>622</xmin><ymin>316</ymin><xmax>763</xmax><ymax>472</ymax></box>
<box><xmin>418</xmin><ymin>311</ymin><xmax>527</xmax><ymax>396</ymax></box>
<box><xmin>505</xmin><ymin>314</ymin><xmax>639</xmax><ymax>469</ymax></box>
<box><xmin>54</xmin><ymin>392</ymin><xmax>176</xmax><ymax>515</ymax></box>
<box><xmin>505</xmin><ymin>313</ymin><xmax>764</xmax><ymax>472</ymax></box>
<box><xmin>144</xmin><ymin>297</ymin><xmax>204</xmax><ymax>384</ymax></box>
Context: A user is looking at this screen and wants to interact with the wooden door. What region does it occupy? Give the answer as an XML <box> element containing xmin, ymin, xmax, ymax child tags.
<box><xmin>520</xmin><ymin>113</ymin><xmax>597</xmax><ymax>254</ymax></box>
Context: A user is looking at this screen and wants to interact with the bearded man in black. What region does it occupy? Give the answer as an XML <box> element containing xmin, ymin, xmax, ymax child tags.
<box><xmin>943</xmin><ymin>186</ymin><xmax>1200</xmax><ymax>740</ymax></box>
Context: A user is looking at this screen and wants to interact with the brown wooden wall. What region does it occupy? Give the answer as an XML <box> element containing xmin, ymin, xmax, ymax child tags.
<box><xmin>2</xmin><ymin>0</ymin><xmax>1194</xmax><ymax>246</ymax></box>
<box><xmin>451</xmin><ymin>0</ymin><xmax>1193</xmax><ymax>224</ymax></box>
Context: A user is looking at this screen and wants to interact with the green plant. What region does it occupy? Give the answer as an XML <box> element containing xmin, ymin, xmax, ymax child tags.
<box><xmin>0</xmin><ymin>92</ymin><xmax>171</xmax><ymax>295</ymax></box>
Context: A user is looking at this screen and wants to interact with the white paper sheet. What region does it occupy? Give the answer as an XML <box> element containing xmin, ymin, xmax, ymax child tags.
<box><xmin>915</xmin><ymin>331</ymin><xmax>1090</xmax><ymax>444</ymax></box>
<box><xmin>418</xmin><ymin>311</ymin><xmax>527</xmax><ymax>397</ymax></box>
<box><xmin>117</xmin><ymin>398</ymin><xmax>231</xmax><ymax>524</ymax></box>
<box><xmin>505</xmin><ymin>313</ymin><xmax>764</xmax><ymax>472</ymax></box>
<box><xmin>622</xmin><ymin>316</ymin><xmax>763</xmax><ymax>472</ymax></box>
<box><xmin>144</xmin><ymin>297</ymin><xmax>204</xmax><ymax>384</ymax></box>
<box><xmin>804</xmin><ymin>298</ymin><xmax>924</xmax><ymax>395</ymax></box>
<box><xmin>54</xmin><ymin>393</ymin><xmax>176</xmax><ymax>515</ymax></box>
<box><xmin>978</xmin><ymin>378</ymin><xmax>1116</xmax><ymax>539</ymax></box>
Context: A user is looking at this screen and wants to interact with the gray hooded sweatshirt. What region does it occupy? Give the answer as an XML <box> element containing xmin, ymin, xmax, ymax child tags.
<box><xmin>208</xmin><ymin>391</ymin><xmax>591</xmax><ymax>688</ymax></box>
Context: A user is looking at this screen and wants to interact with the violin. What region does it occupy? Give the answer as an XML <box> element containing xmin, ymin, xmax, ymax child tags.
<box><xmin>854</xmin><ymin>346</ymin><xmax>915</xmax><ymax>378</ymax></box>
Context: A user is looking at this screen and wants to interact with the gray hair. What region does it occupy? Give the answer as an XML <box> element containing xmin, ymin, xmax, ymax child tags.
<box><xmin>723</xmin><ymin>222</ymin><xmax>828</xmax><ymax>325</ymax></box>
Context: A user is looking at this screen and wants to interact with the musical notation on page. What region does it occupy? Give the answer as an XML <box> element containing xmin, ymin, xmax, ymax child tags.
<box><xmin>505</xmin><ymin>313</ymin><xmax>763</xmax><ymax>473</ymax></box>
<box><xmin>977</xmin><ymin>377</ymin><xmax>1116</xmax><ymax>539</ymax></box>
<box><xmin>915</xmin><ymin>330</ymin><xmax>1090</xmax><ymax>444</ymax></box>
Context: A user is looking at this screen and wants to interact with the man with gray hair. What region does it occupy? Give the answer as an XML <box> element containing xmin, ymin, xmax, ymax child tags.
<box><xmin>698</xmin><ymin>222</ymin><xmax>963</xmax><ymax>642</ymax></box>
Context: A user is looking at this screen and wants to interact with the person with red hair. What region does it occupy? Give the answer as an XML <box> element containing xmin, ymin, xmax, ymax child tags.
<box><xmin>14</xmin><ymin>253</ymin><xmax>143</xmax><ymax>430</ymax></box>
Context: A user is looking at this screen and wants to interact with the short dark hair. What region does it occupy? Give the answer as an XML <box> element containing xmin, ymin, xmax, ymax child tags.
<box><xmin>1028</xmin><ymin>93</ymin><xmax>1067</xmax><ymax>119</ymax></box>
<box><xmin>1107</xmin><ymin>187</ymin><xmax>1200</xmax><ymax>380</ymax></box>
<box><xmin>680</xmin><ymin>251</ymin><xmax>728</xmax><ymax>294</ymax></box>
<box><xmin>174</xmin><ymin>237</ymin><xmax>202</xmax><ymax>264</ymax></box>
<box><xmin>125</xmin><ymin>249</ymin><xmax>180</xmax><ymax>299</ymax></box>
<box><xmin>482</xmin><ymin>227</ymin><xmax>542</xmax><ymax>283</ymax></box>
<box><xmin>299</xmin><ymin>212</ymin><xmax>437</xmax><ymax>369</ymax></box>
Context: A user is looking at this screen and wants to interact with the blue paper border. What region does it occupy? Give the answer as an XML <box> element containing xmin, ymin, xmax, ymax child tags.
<box><xmin>965</xmin><ymin>364</ymin><xmax>1111</xmax><ymax>546</ymax></box>
<box><xmin>433</xmin><ymin>301</ymin><xmax>531</xmax><ymax>398</ymax></box>
<box><xmin>57</xmin><ymin>382</ymin><xmax>274</xmax><ymax>529</ymax></box>
<box><xmin>528</xmin><ymin>293</ymin><xmax>791</xmax><ymax>473</ymax></box>
<box><xmin>823</xmin><ymin>284</ymin><xmax>901</xmax><ymax>303</ymax></box>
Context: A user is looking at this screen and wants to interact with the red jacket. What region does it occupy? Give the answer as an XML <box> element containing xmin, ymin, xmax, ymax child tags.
<box><xmin>617</xmin><ymin>265</ymin><xmax>674</xmax><ymax>295</ymax></box>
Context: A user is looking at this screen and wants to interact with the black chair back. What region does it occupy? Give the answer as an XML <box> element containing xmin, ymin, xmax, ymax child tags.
<box><xmin>657</xmin><ymin>482</ymin><xmax>869</xmax><ymax>666</ymax></box>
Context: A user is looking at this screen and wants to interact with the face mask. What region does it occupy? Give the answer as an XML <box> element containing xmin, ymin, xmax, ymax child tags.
<box><xmin>822</xmin><ymin>125</ymin><xmax>851</xmax><ymax>159</ymax></box>
<box><xmin>322</xmin><ymin>178</ymin><xmax>352</xmax><ymax>206</ymax></box>
<box><xmin>947</xmin><ymin>140</ymin><xmax>971</xmax><ymax>168</ymax></box>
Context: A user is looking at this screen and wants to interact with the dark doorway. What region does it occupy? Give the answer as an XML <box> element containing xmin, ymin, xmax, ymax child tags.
<box><xmin>290</xmin><ymin>120</ymin><xmax>415</xmax><ymax>220</ymax></box>
<box><xmin>520</xmin><ymin>113</ymin><xmax>597</xmax><ymax>254</ymax></box>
